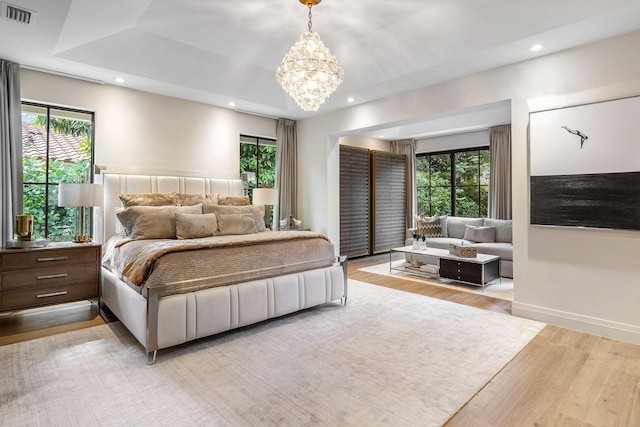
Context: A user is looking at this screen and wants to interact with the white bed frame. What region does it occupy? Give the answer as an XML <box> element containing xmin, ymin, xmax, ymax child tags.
<box><xmin>96</xmin><ymin>172</ymin><xmax>347</xmax><ymax>363</ymax></box>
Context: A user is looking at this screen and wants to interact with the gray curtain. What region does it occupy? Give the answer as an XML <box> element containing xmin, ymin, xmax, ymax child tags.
<box><xmin>0</xmin><ymin>59</ymin><xmax>23</xmax><ymax>243</ymax></box>
<box><xmin>275</xmin><ymin>119</ymin><xmax>297</xmax><ymax>228</ymax></box>
<box><xmin>488</xmin><ymin>124</ymin><xmax>511</xmax><ymax>219</ymax></box>
<box><xmin>391</xmin><ymin>139</ymin><xmax>416</xmax><ymax>228</ymax></box>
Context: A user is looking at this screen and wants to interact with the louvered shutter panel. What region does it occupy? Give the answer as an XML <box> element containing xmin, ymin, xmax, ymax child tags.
<box><xmin>372</xmin><ymin>151</ymin><xmax>407</xmax><ymax>253</ymax></box>
<box><xmin>340</xmin><ymin>146</ymin><xmax>370</xmax><ymax>257</ymax></box>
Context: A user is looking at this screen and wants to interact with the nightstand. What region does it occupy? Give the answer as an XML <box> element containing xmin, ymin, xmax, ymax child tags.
<box><xmin>0</xmin><ymin>242</ymin><xmax>101</xmax><ymax>312</ymax></box>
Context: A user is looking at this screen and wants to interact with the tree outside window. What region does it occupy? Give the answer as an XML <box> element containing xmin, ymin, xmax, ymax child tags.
<box><xmin>21</xmin><ymin>102</ymin><xmax>94</xmax><ymax>240</ymax></box>
<box><xmin>239</xmin><ymin>135</ymin><xmax>276</xmax><ymax>199</ymax></box>
<box><xmin>416</xmin><ymin>147</ymin><xmax>489</xmax><ymax>217</ymax></box>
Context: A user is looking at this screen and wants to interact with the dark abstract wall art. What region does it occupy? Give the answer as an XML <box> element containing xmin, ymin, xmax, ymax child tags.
<box><xmin>529</xmin><ymin>96</ymin><xmax>640</xmax><ymax>230</ymax></box>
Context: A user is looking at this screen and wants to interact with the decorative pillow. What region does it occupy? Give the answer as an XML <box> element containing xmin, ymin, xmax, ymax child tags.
<box><xmin>175</xmin><ymin>212</ymin><xmax>218</xmax><ymax>239</ymax></box>
<box><xmin>217</xmin><ymin>214</ymin><xmax>257</xmax><ymax>235</ymax></box>
<box><xmin>175</xmin><ymin>193</ymin><xmax>218</xmax><ymax>206</ymax></box>
<box><xmin>119</xmin><ymin>192</ymin><xmax>176</xmax><ymax>208</ymax></box>
<box><xmin>483</xmin><ymin>218</ymin><xmax>512</xmax><ymax>243</ymax></box>
<box><xmin>218</xmin><ymin>196</ymin><xmax>249</xmax><ymax>206</ymax></box>
<box><xmin>463</xmin><ymin>225</ymin><xmax>497</xmax><ymax>243</ymax></box>
<box><xmin>416</xmin><ymin>216</ymin><xmax>445</xmax><ymax>238</ymax></box>
<box><xmin>116</xmin><ymin>205</ymin><xmax>202</xmax><ymax>240</ymax></box>
<box><xmin>202</xmin><ymin>204</ymin><xmax>266</xmax><ymax>232</ymax></box>
<box><xmin>446</xmin><ymin>217</ymin><xmax>484</xmax><ymax>239</ymax></box>
<box><xmin>114</xmin><ymin>207</ymin><xmax>127</xmax><ymax>236</ymax></box>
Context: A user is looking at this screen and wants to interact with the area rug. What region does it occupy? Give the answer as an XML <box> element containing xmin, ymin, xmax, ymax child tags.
<box><xmin>0</xmin><ymin>280</ymin><xmax>543</xmax><ymax>427</ymax></box>
<box><xmin>360</xmin><ymin>260</ymin><xmax>514</xmax><ymax>301</ymax></box>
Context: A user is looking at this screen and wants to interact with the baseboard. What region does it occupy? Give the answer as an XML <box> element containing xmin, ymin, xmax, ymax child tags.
<box><xmin>512</xmin><ymin>302</ymin><xmax>640</xmax><ymax>345</ymax></box>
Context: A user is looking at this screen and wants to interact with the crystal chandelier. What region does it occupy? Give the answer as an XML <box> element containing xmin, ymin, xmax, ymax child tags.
<box><xmin>276</xmin><ymin>0</ymin><xmax>344</xmax><ymax>111</ymax></box>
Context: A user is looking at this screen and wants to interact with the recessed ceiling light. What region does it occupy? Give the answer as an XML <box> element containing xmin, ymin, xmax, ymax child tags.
<box><xmin>115</xmin><ymin>76</ymin><xmax>125</xmax><ymax>83</ymax></box>
<box><xmin>529</xmin><ymin>44</ymin><xmax>543</xmax><ymax>52</ymax></box>
<box><xmin>347</xmin><ymin>97</ymin><xmax>354</xmax><ymax>103</ymax></box>
<box><xmin>228</xmin><ymin>101</ymin><xmax>236</xmax><ymax>107</ymax></box>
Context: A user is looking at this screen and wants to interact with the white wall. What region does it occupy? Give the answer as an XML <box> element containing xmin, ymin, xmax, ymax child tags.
<box><xmin>339</xmin><ymin>135</ymin><xmax>391</xmax><ymax>152</ymax></box>
<box><xmin>298</xmin><ymin>30</ymin><xmax>640</xmax><ymax>344</ymax></box>
<box><xmin>416</xmin><ymin>130</ymin><xmax>489</xmax><ymax>153</ymax></box>
<box><xmin>20</xmin><ymin>69</ymin><xmax>277</xmax><ymax>178</ymax></box>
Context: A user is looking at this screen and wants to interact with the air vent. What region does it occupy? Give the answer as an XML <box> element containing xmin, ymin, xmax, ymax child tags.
<box><xmin>2</xmin><ymin>2</ymin><xmax>37</xmax><ymax>25</ymax></box>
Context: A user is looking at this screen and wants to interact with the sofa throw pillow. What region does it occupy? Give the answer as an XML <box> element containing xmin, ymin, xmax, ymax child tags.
<box><xmin>116</xmin><ymin>204</ymin><xmax>202</xmax><ymax>240</ymax></box>
<box><xmin>119</xmin><ymin>192</ymin><xmax>177</xmax><ymax>208</ymax></box>
<box><xmin>175</xmin><ymin>212</ymin><xmax>218</xmax><ymax>239</ymax></box>
<box><xmin>463</xmin><ymin>225</ymin><xmax>497</xmax><ymax>243</ymax></box>
<box><xmin>483</xmin><ymin>218</ymin><xmax>512</xmax><ymax>243</ymax></box>
<box><xmin>217</xmin><ymin>214</ymin><xmax>257</xmax><ymax>235</ymax></box>
<box><xmin>416</xmin><ymin>217</ymin><xmax>445</xmax><ymax>238</ymax></box>
<box><xmin>447</xmin><ymin>217</ymin><xmax>484</xmax><ymax>239</ymax></box>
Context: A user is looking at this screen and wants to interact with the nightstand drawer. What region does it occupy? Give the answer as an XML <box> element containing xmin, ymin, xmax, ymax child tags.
<box><xmin>1</xmin><ymin>281</ymin><xmax>99</xmax><ymax>310</ymax></box>
<box><xmin>1</xmin><ymin>247</ymin><xmax>99</xmax><ymax>270</ymax></box>
<box><xmin>0</xmin><ymin>263</ymin><xmax>98</xmax><ymax>290</ymax></box>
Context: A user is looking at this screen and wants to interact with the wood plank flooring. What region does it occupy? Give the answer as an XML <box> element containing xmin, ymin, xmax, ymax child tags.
<box><xmin>1</xmin><ymin>253</ymin><xmax>638</xmax><ymax>426</ymax></box>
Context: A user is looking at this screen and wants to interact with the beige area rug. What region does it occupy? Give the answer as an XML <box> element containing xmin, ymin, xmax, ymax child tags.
<box><xmin>360</xmin><ymin>260</ymin><xmax>514</xmax><ymax>301</ymax></box>
<box><xmin>0</xmin><ymin>280</ymin><xmax>543</xmax><ymax>427</ymax></box>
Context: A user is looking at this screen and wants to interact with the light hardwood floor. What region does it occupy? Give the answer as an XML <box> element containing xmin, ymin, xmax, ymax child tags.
<box><xmin>1</xmin><ymin>253</ymin><xmax>638</xmax><ymax>426</ymax></box>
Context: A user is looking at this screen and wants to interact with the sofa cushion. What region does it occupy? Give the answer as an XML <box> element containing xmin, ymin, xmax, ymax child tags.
<box><xmin>446</xmin><ymin>217</ymin><xmax>484</xmax><ymax>239</ymax></box>
<box><xmin>483</xmin><ymin>218</ymin><xmax>512</xmax><ymax>243</ymax></box>
<box><xmin>416</xmin><ymin>217</ymin><xmax>445</xmax><ymax>238</ymax></box>
<box><xmin>470</xmin><ymin>242</ymin><xmax>513</xmax><ymax>261</ymax></box>
<box><xmin>463</xmin><ymin>225</ymin><xmax>496</xmax><ymax>243</ymax></box>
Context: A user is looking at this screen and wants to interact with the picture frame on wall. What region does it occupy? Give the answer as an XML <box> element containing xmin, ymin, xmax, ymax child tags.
<box><xmin>529</xmin><ymin>95</ymin><xmax>640</xmax><ymax>231</ymax></box>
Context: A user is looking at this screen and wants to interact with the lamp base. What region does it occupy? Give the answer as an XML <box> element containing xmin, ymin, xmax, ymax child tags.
<box><xmin>72</xmin><ymin>235</ymin><xmax>92</xmax><ymax>243</ymax></box>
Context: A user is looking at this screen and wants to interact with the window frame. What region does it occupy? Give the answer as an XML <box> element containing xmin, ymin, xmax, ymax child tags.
<box><xmin>21</xmin><ymin>101</ymin><xmax>96</xmax><ymax>239</ymax></box>
<box><xmin>416</xmin><ymin>146</ymin><xmax>490</xmax><ymax>217</ymax></box>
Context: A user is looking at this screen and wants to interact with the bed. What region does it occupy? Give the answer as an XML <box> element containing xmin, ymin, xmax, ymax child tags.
<box><xmin>97</xmin><ymin>172</ymin><xmax>347</xmax><ymax>363</ymax></box>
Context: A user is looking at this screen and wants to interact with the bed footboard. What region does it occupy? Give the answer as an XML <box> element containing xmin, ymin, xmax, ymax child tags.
<box><xmin>102</xmin><ymin>258</ymin><xmax>347</xmax><ymax>363</ymax></box>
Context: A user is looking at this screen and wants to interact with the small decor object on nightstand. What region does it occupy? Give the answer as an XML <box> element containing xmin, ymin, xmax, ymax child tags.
<box><xmin>4</xmin><ymin>215</ymin><xmax>50</xmax><ymax>248</ymax></box>
<box><xmin>449</xmin><ymin>243</ymin><xmax>478</xmax><ymax>258</ymax></box>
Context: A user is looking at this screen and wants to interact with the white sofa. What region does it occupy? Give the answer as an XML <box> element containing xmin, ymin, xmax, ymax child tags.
<box><xmin>406</xmin><ymin>216</ymin><xmax>513</xmax><ymax>278</ymax></box>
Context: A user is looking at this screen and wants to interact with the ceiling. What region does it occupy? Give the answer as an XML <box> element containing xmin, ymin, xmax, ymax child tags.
<box><xmin>2</xmin><ymin>0</ymin><xmax>640</xmax><ymax>136</ymax></box>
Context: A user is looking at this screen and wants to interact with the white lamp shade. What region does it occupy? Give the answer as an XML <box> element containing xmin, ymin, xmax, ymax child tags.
<box><xmin>252</xmin><ymin>188</ymin><xmax>278</xmax><ymax>206</ymax></box>
<box><xmin>58</xmin><ymin>183</ymin><xmax>104</xmax><ymax>207</ymax></box>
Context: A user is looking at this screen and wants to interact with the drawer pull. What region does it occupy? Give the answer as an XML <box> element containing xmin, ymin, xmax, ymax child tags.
<box><xmin>36</xmin><ymin>291</ymin><xmax>68</xmax><ymax>298</ymax></box>
<box><xmin>36</xmin><ymin>273</ymin><xmax>69</xmax><ymax>280</ymax></box>
<box><xmin>37</xmin><ymin>256</ymin><xmax>69</xmax><ymax>262</ymax></box>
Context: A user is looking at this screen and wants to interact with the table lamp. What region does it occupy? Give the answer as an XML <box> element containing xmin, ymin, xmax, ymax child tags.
<box><xmin>58</xmin><ymin>183</ymin><xmax>103</xmax><ymax>243</ymax></box>
<box><xmin>252</xmin><ymin>188</ymin><xmax>278</xmax><ymax>230</ymax></box>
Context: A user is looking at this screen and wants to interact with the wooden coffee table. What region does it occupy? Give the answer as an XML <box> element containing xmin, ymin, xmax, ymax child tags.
<box><xmin>390</xmin><ymin>246</ymin><xmax>501</xmax><ymax>290</ymax></box>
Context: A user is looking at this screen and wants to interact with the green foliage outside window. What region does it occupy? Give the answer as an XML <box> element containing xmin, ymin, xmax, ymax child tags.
<box><xmin>240</xmin><ymin>139</ymin><xmax>276</xmax><ymax>197</ymax></box>
<box><xmin>417</xmin><ymin>148</ymin><xmax>489</xmax><ymax>218</ymax></box>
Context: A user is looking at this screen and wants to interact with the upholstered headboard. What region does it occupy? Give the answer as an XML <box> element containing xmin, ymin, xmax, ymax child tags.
<box><xmin>96</xmin><ymin>173</ymin><xmax>243</xmax><ymax>243</ymax></box>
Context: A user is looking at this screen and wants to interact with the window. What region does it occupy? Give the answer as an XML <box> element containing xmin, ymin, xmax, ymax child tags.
<box><xmin>21</xmin><ymin>102</ymin><xmax>95</xmax><ymax>240</ymax></box>
<box><xmin>239</xmin><ymin>135</ymin><xmax>276</xmax><ymax>199</ymax></box>
<box><xmin>416</xmin><ymin>147</ymin><xmax>489</xmax><ymax>217</ymax></box>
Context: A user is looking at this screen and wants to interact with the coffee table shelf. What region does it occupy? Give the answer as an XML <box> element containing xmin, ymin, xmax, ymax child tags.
<box><xmin>390</xmin><ymin>246</ymin><xmax>501</xmax><ymax>289</ymax></box>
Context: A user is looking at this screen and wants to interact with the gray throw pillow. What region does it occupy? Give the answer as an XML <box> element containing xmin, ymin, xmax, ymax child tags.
<box><xmin>463</xmin><ymin>225</ymin><xmax>497</xmax><ymax>243</ymax></box>
<box><xmin>483</xmin><ymin>218</ymin><xmax>512</xmax><ymax>243</ymax></box>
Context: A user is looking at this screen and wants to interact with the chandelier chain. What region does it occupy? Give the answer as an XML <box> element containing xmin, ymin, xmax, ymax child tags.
<box><xmin>308</xmin><ymin>5</ymin><xmax>313</xmax><ymax>32</ymax></box>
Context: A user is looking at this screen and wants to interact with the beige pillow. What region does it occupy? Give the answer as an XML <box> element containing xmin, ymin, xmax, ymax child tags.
<box><xmin>176</xmin><ymin>212</ymin><xmax>217</xmax><ymax>239</ymax></box>
<box><xmin>119</xmin><ymin>192</ymin><xmax>177</xmax><ymax>208</ymax></box>
<box><xmin>217</xmin><ymin>214</ymin><xmax>257</xmax><ymax>235</ymax></box>
<box><xmin>116</xmin><ymin>205</ymin><xmax>202</xmax><ymax>240</ymax></box>
<box><xmin>463</xmin><ymin>225</ymin><xmax>496</xmax><ymax>243</ymax></box>
<box><xmin>218</xmin><ymin>196</ymin><xmax>249</xmax><ymax>206</ymax></box>
<box><xmin>175</xmin><ymin>193</ymin><xmax>218</xmax><ymax>206</ymax></box>
<box><xmin>202</xmin><ymin>204</ymin><xmax>266</xmax><ymax>232</ymax></box>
